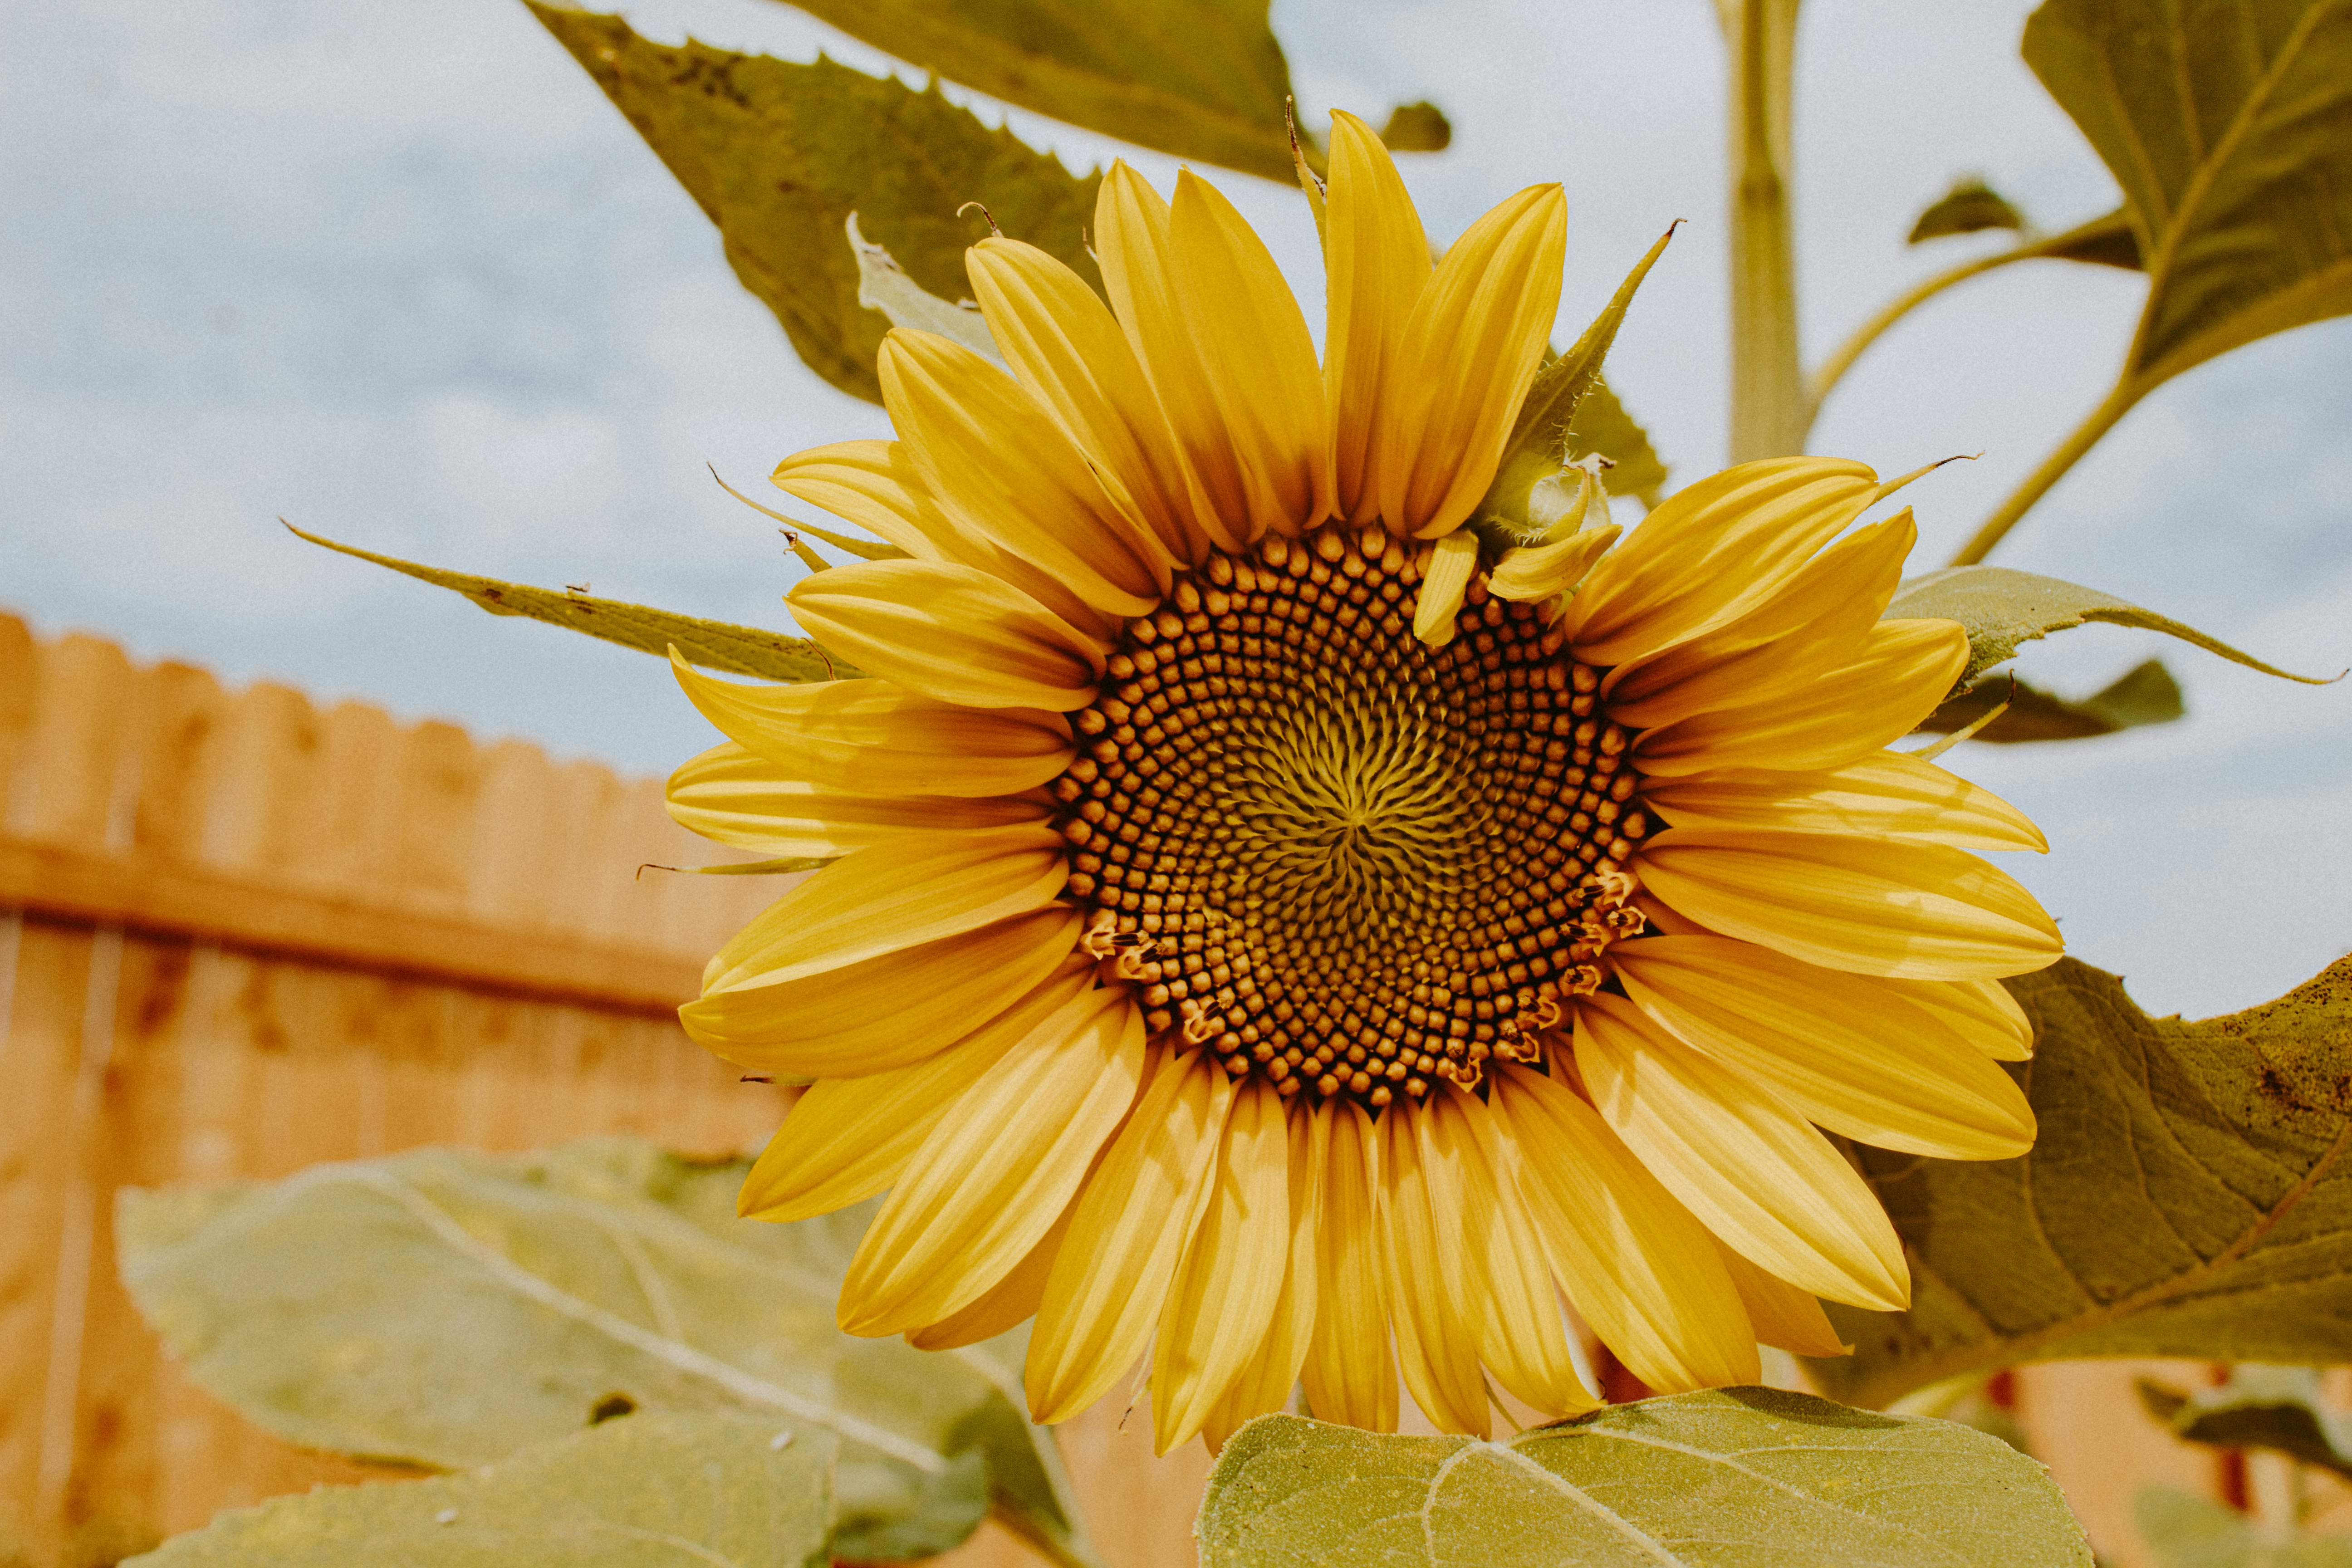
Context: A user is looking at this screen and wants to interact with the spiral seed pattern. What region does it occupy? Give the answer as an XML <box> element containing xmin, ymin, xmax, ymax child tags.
<box><xmin>1049</xmin><ymin>524</ymin><xmax>1651</xmax><ymax>1111</ymax></box>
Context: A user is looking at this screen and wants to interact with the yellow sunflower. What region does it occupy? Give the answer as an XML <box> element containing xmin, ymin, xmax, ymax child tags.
<box><xmin>665</xmin><ymin>112</ymin><xmax>2062</xmax><ymax>1452</ymax></box>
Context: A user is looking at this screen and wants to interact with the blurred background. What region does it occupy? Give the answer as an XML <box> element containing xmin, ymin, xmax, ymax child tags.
<box><xmin>3</xmin><ymin>0</ymin><xmax>2346</xmax><ymax>1017</ymax></box>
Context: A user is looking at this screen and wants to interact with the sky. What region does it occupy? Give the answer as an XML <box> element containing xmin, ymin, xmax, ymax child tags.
<box><xmin>3</xmin><ymin>0</ymin><xmax>2346</xmax><ymax>1020</ymax></box>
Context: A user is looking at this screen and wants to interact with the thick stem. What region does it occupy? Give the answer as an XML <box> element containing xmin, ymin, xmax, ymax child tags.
<box><xmin>1947</xmin><ymin>380</ymin><xmax>2140</xmax><ymax>565</ymax></box>
<box><xmin>1722</xmin><ymin>0</ymin><xmax>1806</xmax><ymax>462</ymax></box>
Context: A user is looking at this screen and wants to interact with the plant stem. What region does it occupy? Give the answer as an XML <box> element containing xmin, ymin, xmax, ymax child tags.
<box><xmin>1721</xmin><ymin>0</ymin><xmax>1806</xmax><ymax>462</ymax></box>
<box><xmin>1803</xmin><ymin>248</ymin><xmax>2031</xmax><ymax>441</ymax></box>
<box><xmin>1947</xmin><ymin>379</ymin><xmax>2139</xmax><ymax>565</ymax></box>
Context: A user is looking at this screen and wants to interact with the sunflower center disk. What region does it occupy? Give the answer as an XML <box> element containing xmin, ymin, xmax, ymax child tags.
<box><xmin>1051</xmin><ymin>524</ymin><xmax>1651</xmax><ymax>1110</ymax></box>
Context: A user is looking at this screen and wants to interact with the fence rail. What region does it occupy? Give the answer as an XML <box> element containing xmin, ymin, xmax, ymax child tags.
<box><xmin>0</xmin><ymin>610</ymin><xmax>2327</xmax><ymax>1568</ymax></box>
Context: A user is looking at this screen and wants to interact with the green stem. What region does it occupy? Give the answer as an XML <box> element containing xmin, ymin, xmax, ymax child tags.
<box><xmin>1802</xmin><ymin>247</ymin><xmax>2034</xmax><ymax>440</ymax></box>
<box><xmin>1947</xmin><ymin>378</ymin><xmax>2140</xmax><ymax>566</ymax></box>
<box><xmin>1721</xmin><ymin>0</ymin><xmax>1806</xmax><ymax>462</ymax></box>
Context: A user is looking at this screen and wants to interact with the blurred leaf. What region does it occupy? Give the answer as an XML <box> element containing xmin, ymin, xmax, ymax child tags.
<box><xmin>762</xmin><ymin>0</ymin><xmax>1298</xmax><ymax>180</ymax></box>
<box><xmin>289</xmin><ymin>524</ymin><xmax>852</xmax><ymax>684</ymax></box>
<box><xmin>1910</xmin><ymin>176</ymin><xmax>2028</xmax><ymax>242</ymax></box>
<box><xmin>117</xmin><ymin>1142</ymin><xmax>1094</xmax><ymax>1566</ymax></box>
<box><xmin>2139</xmin><ymin>1366</ymin><xmax>2352</xmax><ymax>1482</ymax></box>
<box><xmin>1807</xmin><ymin>955</ymin><xmax>2352</xmax><ymax>1409</ymax></box>
<box><xmin>2036</xmin><ymin>206</ymin><xmax>2142</xmax><ymax>269</ymax></box>
<box><xmin>1912</xmin><ymin>659</ymin><xmax>2183</xmax><ymax>743</ymax></box>
<box><xmin>127</xmin><ymin>1411</ymin><xmax>832</xmax><ymax>1568</ymax></box>
<box><xmin>1197</xmin><ymin>1395</ymin><xmax>2090</xmax><ymax>1566</ymax></box>
<box><xmin>2024</xmin><ymin>0</ymin><xmax>2352</xmax><ymax>391</ymax></box>
<box><xmin>1377</xmin><ymin>100</ymin><xmax>1452</xmax><ymax>152</ymax></box>
<box><xmin>2137</xmin><ymin>1485</ymin><xmax>2352</xmax><ymax>1568</ymax></box>
<box><xmin>1566</xmin><ymin>377</ymin><xmax>1670</xmax><ymax>505</ymax></box>
<box><xmin>1885</xmin><ymin>564</ymin><xmax>2333</xmax><ymax>687</ymax></box>
<box><xmin>532</xmin><ymin>4</ymin><xmax>1100</xmax><ymax>403</ymax></box>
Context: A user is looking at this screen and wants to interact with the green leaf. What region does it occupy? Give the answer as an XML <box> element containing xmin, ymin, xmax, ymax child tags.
<box><xmin>753</xmin><ymin>0</ymin><xmax>1299</xmax><ymax>181</ymax></box>
<box><xmin>1910</xmin><ymin>177</ymin><xmax>2029</xmax><ymax>242</ymax></box>
<box><xmin>288</xmin><ymin>524</ymin><xmax>851</xmax><ymax>683</ymax></box>
<box><xmin>1883</xmin><ymin>564</ymin><xmax>2335</xmax><ymax>688</ymax></box>
<box><xmin>1911</xmin><ymin>658</ymin><xmax>2183</xmax><ymax>743</ymax></box>
<box><xmin>2024</xmin><ymin>0</ymin><xmax>2352</xmax><ymax>391</ymax></box>
<box><xmin>2139</xmin><ymin>1366</ymin><xmax>2352</xmax><ymax>1482</ymax></box>
<box><xmin>2137</xmin><ymin>1486</ymin><xmax>2352</xmax><ymax>1568</ymax></box>
<box><xmin>117</xmin><ymin>1142</ymin><xmax>1095</xmax><ymax>1566</ymax></box>
<box><xmin>1196</xmin><ymin>1394</ymin><xmax>2090</xmax><ymax>1566</ymax></box>
<box><xmin>848</xmin><ymin>212</ymin><xmax>1002</xmax><ymax>363</ymax></box>
<box><xmin>1806</xmin><ymin>955</ymin><xmax>2352</xmax><ymax>1409</ymax></box>
<box><xmin>2034</xmin><ymin>206</ymin><xmax>2143</xmax><ymax>269</ymax></box>
<box><xmin>531</xmin><ymin>4</ymin><xmax>1101</xmax><ymax>403</ymax></box>
<box><xmin>1565</xmin><ymin>377</ymin><xmax>1670</xmax><ymax>505</ymax></box>
<box><xmin>1378</xmin><ymin>101</ymin><xmax>1453</xmax><ymax>152</ymax></box>
<box><xmin>126</xmin><ymin>1411</ymin><xmax>832</xmax><ymax>1567</ymax></box>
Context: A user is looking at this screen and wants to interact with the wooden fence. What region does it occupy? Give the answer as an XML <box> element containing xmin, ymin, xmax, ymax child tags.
<box><xmin>0</xmin><ymin>610</ymin><xmax>2329</xmax><ymax>1567</ymax></box>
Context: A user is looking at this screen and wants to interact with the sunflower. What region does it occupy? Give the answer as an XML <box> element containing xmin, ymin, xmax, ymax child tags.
<box><xmin>664</xmin><ymin>112</ymin><xmax>2062</xmax><ymax>1452</ymax></box>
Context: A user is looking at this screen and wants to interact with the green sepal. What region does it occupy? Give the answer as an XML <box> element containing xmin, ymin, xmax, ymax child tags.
<box><xmin>288</xmin><ymin>524</ymin><xmax>853</xmax><ymax>683</ymax></box>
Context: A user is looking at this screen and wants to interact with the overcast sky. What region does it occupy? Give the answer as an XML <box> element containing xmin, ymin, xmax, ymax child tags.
<box><xmin>4</xmin><ymin>0</ymin><xmax>2346</xmax><ymax>1019</ymax></box>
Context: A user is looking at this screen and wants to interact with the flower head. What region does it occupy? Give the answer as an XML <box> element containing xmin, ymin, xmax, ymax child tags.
<box><xmin>668</xmin><ymin>113</ymin><xmax>2061</xmax><ymax>1451</ymax></box>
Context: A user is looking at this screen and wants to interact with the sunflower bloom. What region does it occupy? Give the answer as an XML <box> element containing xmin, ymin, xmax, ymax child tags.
<box><xmin>666</xmin><ymin>113</ymin><xmax>2062</xmax><ymax>1452</ymax></box>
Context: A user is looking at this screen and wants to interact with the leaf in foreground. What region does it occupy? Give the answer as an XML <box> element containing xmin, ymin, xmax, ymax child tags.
<box><xmin>2025</xmin><ymin>0</ymin><xmax>2352</xmax><ymax>393</ymax></box>
<box><xmin>1197</xmin><ymin>1394</ymin><xmax>2088</xmax><ymax>1567</ymax></box>
<box><xmin>1911</xmin><ymin>658</ymin><xmax>2181</xmax><ymax>743</ymax></box>
<box><xmin>1808</xmin><ymin>956</ymin><xmax>2352</xmax><ymax>1408</ymax></box>
<box><xmin>288</xmin><ymin>524</ymin><xmax>848</xmax><ymax>683</ymax></box>
<box><xmin>1884</xmin><ymin>564</ymin><xmax>2332</xmax><ymax>689</ymax></box>
<box><xmin>764</xmin><ymin>0</ymin><xmax>1301</xmax><ymax>181</ymax></box>
<box><xmin>127</xmin><ymin>1411</ymin><xmax>831</xmax><ymax>1568</ymax></box>
<box><xmin>116</xmin><ymin>1142</ymin><xmax>1091</xmax><ymax>1565</ymax></box>
<box><xmin>532</xmin><ymin>4</ymin><xmax>1100</xmax><ymax>404</ymax></box>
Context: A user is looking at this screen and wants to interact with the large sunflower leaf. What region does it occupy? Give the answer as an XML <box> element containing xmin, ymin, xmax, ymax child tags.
<box><xmin>2023</xmin><ymin>0</ymin><xmax>2352</xmax><ymax>392</ymax></box>
<box><xmin>1196</xmin><ymin>1396</ymin><xmax>2089</xmax><ymax>1566</ymax></box>
<box><xmin>126</xmin><ymin>1411</ymin><xmax>833</xmax><ymax>1567</ymax></box>
<box><xmin>1884</xmin><ymin>564</ymin><xmax>2333</xmax><ymax>688</ymax></box>
<box><xmin>1807</xmin><ymin>955</ymin><xmax>2352</xmax><ymax>1409</ymax></box>
<box><xmin>116</xmin><ymin>1142</ymin><xmax>1095</xmax><ymax>1567</ymax></box>
<box><xmin>1911</xmin><ymin>659</ymin><xmax>2183</xmax><ymax>743</ymax></box>
<box><xmin>529</xmin><ymin>4</ymin><xmax>1100</xmax><ymax>404</ymax></box>
<box><xmin>761</xmin><ymin>0</ymin><xmax>1301</xmax><ymax>181</ymax></box>
<box><xmin>289</xmin><ymin>524</ymin><xmax>852</xmax><ymax>683</ymax></box>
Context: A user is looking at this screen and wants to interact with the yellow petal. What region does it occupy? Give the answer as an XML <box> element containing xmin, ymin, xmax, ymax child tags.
<box><xmin>1561</xmin><ymin>458</ymin><xmax>1881</xmax><ymax>667</ymax></box>
<box><xmin>1301</xmin><ymin>1101</ymin><xmax>1397</xmax><ymax>1432</ymax></box>
<box><xmin>1489</xmin><ymin>524</ymin><xmax>1622</xmax><ymax>604</ymax></box>
<box><xmin>1169</xmin><ymin>170</ymin><xmax>1333</xmax><ymax>538</ymax></box>
<box><xmin>1426</xmin><ymin>1088</ymin><xmax>1598</xmax><ymax>1418</ymax></box>
<box><xmin>905</xmin><ymin>1181</ymin><xmax>1082</xmax><ymax>1351</ymax></box>
<box><xmin>1095</xmin><ymin>164</ymin><xmax>1251</xmax><ymax>553</ymax></box>
<box><xmin>773</xmin><ymin>439</ymin><xmax>1121</xmax><ymax>642</ymax></box>
<box><xmin>788</xmin><ymin>559</ymin><xmax>1103</xmax><ymax>712</ymax></box>
<box><xmin>1712</xmin><ymin>1240</ymin><xmax>1851</xmax><ymax>1359</ymax></box>
<box><xmin>1603</xmin><ymin>511</ymin><xmax>1917</xmax><ymax>710</ymax></box>
<box><xmin>683</xmin><ymin>906</ymin><xmax>1081</xmax><ymax>1079</ymax></box>
<box><xmin>1152</xmin><ymin>1078</ymin><xmax>1293</xmax><ymax>1452</ymax></box>
<box><xmin>1634</xmin><ymin>826</ymin><xmax>2063</xmax><ymax>980</ymax></box>
<box><xmin>839</xmin><ymin>985</ymin><xmax>1146</xmax><ymax>1334</ymax></box>
<box><xmin>1641</xmin><ymin>748</ymin><xmax>2048</xmax><ymax>853</ymax></box>
<box><xmin>1378</xmin><ymin>1098</ymin><xmax>1489</xmax><ymax>1436</ymax></box>
<box><xmin>1874</xmin><ymin>975</ymin><xmax>2035</xmax><ymax>1059</ymax></box>
<box><xmin>1573</xmin><ymin>993</ymin><xmax>1910</xmax><ymax>1311</ymax></box>
<box><xmin>1322</xmin><ymin>109</ymin><xmax>1432</xmax><ymax>524</ymax></box>
<box><xmin>1486</xmin><ymin>1064</ymin><xmax>1760</xmax><ymax>1393</ymax></box>
<box><xmin>667</xmin><ymin>740</ymin><xmax>1047</xmax><ymax>856</ymax></box>
<box><xmin>1028</xmin><ymin>1049</ymin><xmax>1233</xmax><ymax>1423</ymax></box>
<box><xmin>965</xmin><ymin>237</ymin><xmax>1204</xmax><ymax>568</ymax></box>
<box><xmin>1631</xmin><ymin>619</ymin><xmax>1969</xmax><ymax>778</ymax></box>
<box><xmin>735</xmin><ymin>952</ymin><xmax>1095</xmax><ymax>1220</ymax></box>
<box><xmin>670</xmin><ymin>660</ymin><xmax>1071</xmax><ymax>799</ymax></box>
<box><xmin>880</xmin><ymin>328</ymin><xmax>1170</xmax><ymax>612</ymax></box>
<box><xmin>698</xmin><ymin>827</ymin><xmax>1067</xmax><ymax>996</ymax></box>
<box><xmin>1612</xmin><ymin>935</ymin><xmax>2037</xmax><ymax>1160</ymax></box>
<box><xmin>1412</xmin><ymin>530</ymin><xmax>1480</xmax><ymax>646</ymax></box>
<box><xmin>1200</xmin><ymin>1100</ymin><xmax>1326</xmax><ymax>1451</ymax></box>
<box><xmin>1374</xmin><ymin>184</ymin><xmax>1567</xmax><ymax>537</ymax></box>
